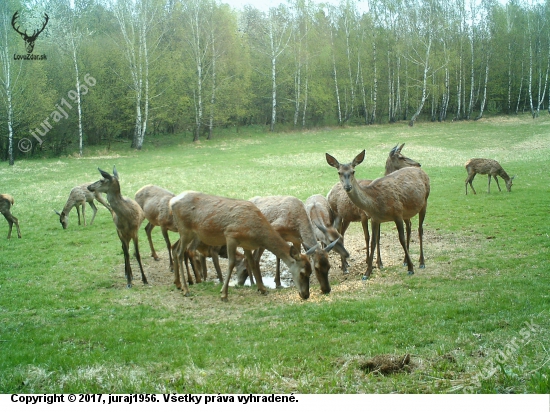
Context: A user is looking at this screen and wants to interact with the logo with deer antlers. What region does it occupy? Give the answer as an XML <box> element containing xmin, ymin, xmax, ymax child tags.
<box><xmin>11</xmin><ymin>11</ymin><xmax>49</xmax><ymax>54</ymax></box>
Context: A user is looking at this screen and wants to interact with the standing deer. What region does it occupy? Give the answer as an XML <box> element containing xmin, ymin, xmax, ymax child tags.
<box><xmin>134</xmin><ymin>184</ymin><xmax>178</xmax><ymax>269</ymax></box>
<box><xmin>88</xmin><ymin>167</ymin><xmax>148</xmax><ymax>288</ymax></box>
<box><xmin>169</xmin><ymin>191</ymin><xmax>312</xmax><ymax>301</ymax></box>
<box><xmin>55</xmin><ymin>183</ymin><xmax>112</xmax><ymax>229</ymax></box>
<box><xmin>465</xmin><ymin>158</ymin><xmax>515</xmax><ymax>195</ymax></box>
<box><xmin>11</xmin><ymin>11</ymin><xmax>49</xmax><ymax>54</ymax></box>
<box><xmin>328</xmin><ymin>143</ymin><xmax>421</xmax><ymax>273</ymax></box>
<box><xmin>1</xmin><ymin>194</ymin><xmax>21</xmax><ymax>239</ymax></box>
<box><xmin>326</xmin><ymin>150</ymin><xmax>430</xmax><ymax>278</ymax></box>
<box><xmin>248</xmin><ymin>195</ymin><xmax>342</xmax><ymax>294</ymax></box>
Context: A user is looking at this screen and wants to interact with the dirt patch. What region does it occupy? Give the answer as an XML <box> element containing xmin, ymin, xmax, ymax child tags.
<box><xmin>111</xmin><ymin>228</ymin><xmax>479</xmax><ymax>312</ymax></box>
<box><xmin>359</xmin><ymin>353</ymin><xmax>413</xmax><ymax>375</ymax></box>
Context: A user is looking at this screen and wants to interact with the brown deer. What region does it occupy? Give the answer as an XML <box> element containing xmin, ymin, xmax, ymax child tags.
<box><xmin>465</xmin><ymin>158</ymin><xmax>515</xmax><ymax>195</ymax></box>
<box><xmin>0</xmin><ymin>194</ymin><xmax>21</xmax><ymax>239</ymax></box>
<box><xmin>88</xmin><ymin>167</ymin><xmax>148</xmax><ymax>287</ymax></box>
<box><xmin>11</xmin><ymin>11</ymin><xmax>49</xmax><ymax>54</ymax></box>
<box><xmin>187</xmin><ymin>239</ymin><xmax>248</xmax><ymax>284</ymax></box>
<box><xmin>304</xmin><ymin>193</ymin><xmax>349</xmax><ymax>259</ymax></box>
<box><xmin>248</xmin><ymin>195</ymin><xmax>341</xmax><ymax>294</ymax></box>
<box><xmin>55</xmin><ymin>184</ymin><xmax>112</xmax><ymax>229</ymax></box>
<box><xmin>328</xmin><ymin>143</ymin><xmax>421</xmax><ymax>273</ymax></box>
<box><xmin>326</xmin><ymin>150</ymin><xmax>430</xmax><ymax>278</ymax></box>
<box><xmin>135</xmin><ymin>184</ymin><xmax>207</xmax><ymax>288</ymax></box>
<box><xmin>168</xmin><ymin>191</ymin><xmax>312</xmax><ymax>301</ymax></box>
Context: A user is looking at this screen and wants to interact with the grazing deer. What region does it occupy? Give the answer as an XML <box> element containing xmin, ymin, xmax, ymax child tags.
<box><xmin>0</xmin><ymin>194</ymin><xmax>21</xmax><ymax>239</ymax></box>
<box><xmin>135</xmin><ymin>185</ymin><xmax>238</xmax><ymax>285</ymax></box>
<box><xmin>465</xmin><ymin>158</ymin><xmax>515</xmax><ymax>195</ymax></box>
<box><xmin>55</xmin><ymin>184</ymin><xmax>112</xmax><ymax>229</ymax></box>
<box><xmin>249</xmin><ymin>195</ymin><xmax>341</xmax><ymax>294</ymax></box>
<box><xmin>88</xmin><ymin>167</ymin><xmax>148</xmax><ymax>287</ymax></box>
<box><xmin>328</xmin><ymin>143</ymin><xmax>421</xmax><ymax>273</ymax></box>
<box><xmin>304</xmin><ymin>193</ymin><xmax>349</xmax><ymax>259</ymax></box>
<box><xmin>11</xmin><ymin>11</ymin><xmax>49</xmax><ymax>54</ymax></box>
<box><xmin>169</xmin><ymin>191</ymin><xmax>312</xmax><ymax>301</ymax></box>
<box><xmin>326</xmin><ymin>150</ymin><xmax>430</xmax><ymax>278</ymax></box>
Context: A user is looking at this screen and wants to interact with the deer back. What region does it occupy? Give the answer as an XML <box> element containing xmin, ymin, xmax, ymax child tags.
<box><xmin>135</xmin><ymin>184</ymin><xmax>177</xmax><ymax>231</ymax></box>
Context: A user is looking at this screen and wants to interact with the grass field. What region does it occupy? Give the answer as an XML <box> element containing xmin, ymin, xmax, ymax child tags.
<box><xmin>0</xmin><ymin>115</ymin><xmax>549</xmax><ymax>394</ymax></box>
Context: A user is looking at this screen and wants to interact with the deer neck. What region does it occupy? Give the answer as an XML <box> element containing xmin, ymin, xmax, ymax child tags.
<box><xmin>105</xmin><ymin>183</ymin><xmax>125</xmax><ymax>212</ymax></box>
<box><xmin>345</xmin><ymin>175</ymin><xmax>377</xmax><ymax>216</ymax></box>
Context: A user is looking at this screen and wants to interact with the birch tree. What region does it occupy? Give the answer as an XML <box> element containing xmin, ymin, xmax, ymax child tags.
<box><xmin>113</xmin><ymin>0</ymin><xmax>161</xmax><ymax>149</ymax></box>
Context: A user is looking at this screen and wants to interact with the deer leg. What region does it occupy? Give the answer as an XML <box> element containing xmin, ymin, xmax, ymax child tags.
<box><xmin>133</xmin><ymin>236</ymin><xmax>148</xmax><ymax>285</ymax></box>
<box><xmin>211</xmin><ymin>249</ymin><xmax>224</xmax><ymax>282</ymax></box>
<box><xmin>120</xmin><ymin>238</ymin><xmax>133</xmax><ymax>287</ymax></box>
<box><xmin>82</xmin><ymin>202</ymin><xmax>87</xmax><ymax>226</ymax></box>
<box><xmin>220</xmin><ymin>239</ymin><xmax>239</xmax><ymax>302</ymax></box>
<box><xmin>403</xmin><ymin>219</ymin><xmax>412</xmax><ymax>266</ymax></box>
<box><xmin>375</xmin><ymin>222</ymin><xmax>383</xmax><ymax>269</ymax></box>
<box><xmin>275</xmin><ymin>257</ymin><xmax>282</xmax><ymax>288</ymax></box>
<box><xmin>76</xmin><ymin>204</ymin><xmax>82</xmax><ymax>225</ymax></box>
<box><xmin>173</xmin><ymin>236</ymin><xmax>191</xmax><ymax>296</ymax></box>
<box><xmin>466</xmin><ymin>173</ymin><xmax>477</xmax><ymax>195</ymax></box>
<box><xmin>340</xmin><ymin>220</ymin><xmax>351</xmax><ymax>274</ymax></box>
<box><xmin>144</xmin><ymin>222</ymin><xmax>160</xmax><ymax>261</ymax></box>
<box><xmin>88</xmin><ymin>201</ymin><xmax>98</xmax><ymax>225</ymax></box>
<box><xmin>252</xmin><ymin>248</ymin><xmax>265</xmax><ymax>285</ymax></box>
<box><xmin>245</xmin><ymin>249</ymin><xmax>267</xmax><ymax>295</ymax></box>
<box><xmin>364</xmin><ymin>221</ymin><xmax>379</xmax><ymax>279</ymax></box>
<box><xmin>494</xmin><ymin>176</ymin><xmax>502</xmax><ymax>192</ymax></box>
<box><xmin>418</xmin><ymin>206</ymin><xmax>426</xmax><ymax>269</ymax></box>
<box><xmin>161</xmin><ymin>227</ymin><xmax>173</xmax><ymax>270</ymax></box>
<box><xmin>4</xmin><ymin>212</ymin><xmax>13</xmax><ymax>239</ymax></box>
<box><xmin>487</xmin><ymin>174</ymin><xmax>492</xmax><ymax>193</ymax></box>
<box><xmin>360</xmin><ymin>215</ymin><xmax>373</xmax><ymax>268</ymax></box>
<box><xmin>395</xmin><ymin>219</ymin><xmax>414</xmax><ymax>275</ymax></box>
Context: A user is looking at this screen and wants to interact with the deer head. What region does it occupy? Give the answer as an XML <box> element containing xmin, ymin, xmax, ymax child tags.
<box><xmin>11</xmin><ymin>11</ymin><xmax>49</xmax><ymax>54</ymax></box>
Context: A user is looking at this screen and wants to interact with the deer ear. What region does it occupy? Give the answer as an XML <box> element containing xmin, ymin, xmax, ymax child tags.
<box><xmin>113</xmin><ymin>165</ymin><xmax>119</xmax><ymax>180</ymax></box>
<box><xmin>98</xmin><ymin>167</ymin><xmax>111</xmax><ymax>180</ymax></box>
<box><xmin>352</xmin><ymin>150</ymin><xmax>365</xmax><ymax>167</ymax></box>
<box><xmin>390</xmin><ymin>144</ymin><xmax>398</xmax><ymax>155</ymax></box>
<box><xmin>325</xmin><ymin>153</ymin><xmax>340</xmax><ymax>169</ymax></box>
<box><xmin>54</xmin><ymin>209</ymin><xmax>61</xmax><ymax>216</ymax></box>
<box><xmin>323</xmin><ymin>238</ymin><xmax>339</xmax><ymax>253</ymax></box>
<box><xmin>397</xmin><ymin>143</ymin><xmax>405</xmax><ymax>153</ymax></box>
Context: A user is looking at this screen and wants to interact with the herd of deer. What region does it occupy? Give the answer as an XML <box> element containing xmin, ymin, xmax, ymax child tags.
<box><xmin>1</xmin><ymin>147</ymin><xmax>515</xmax><ymax>302</ymax></box>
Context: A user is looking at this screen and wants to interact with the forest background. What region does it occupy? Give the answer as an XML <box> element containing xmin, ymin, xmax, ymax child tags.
<box><xmin>1</xmin><ymin>0</ymin><xmax>549</xmax><ymax>164</ymax></box>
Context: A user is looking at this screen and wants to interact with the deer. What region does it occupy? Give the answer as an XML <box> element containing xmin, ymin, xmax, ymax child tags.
<box><xmin>55</xmin><ymin>183</ymin><xmax>113</xmax><ymax>229</ymax></box>
<box><xmin>134</xmin><ymin>184</ymin><xmax>205</xmax><ymax>286</ymax></box>
<box><xmin>465</xmin><ymin>158</ymin><xmax>515</xmax><ymax>195</ymax></box>
<box><xmin>304</xmin><ymin>193</ymin><xmax>349</xmax><ymax>260</ymax></box>
<box><xmin>11</xmin><ymin>11</ymin><xmax>49</xmax><ymax>54</ymax></box>
<box><xmin>88</xmin><ymin>167</ymin><xmax>148</xmax><ymax>288</ymax></box>
<box><xmin>326</xmin><ymin>150</ymin><xmax>430</xmax><ymax>279</ymax></box>
<box><xmin>247</xmin><ymin>195</ymin><xmax>342</xmax><ymax>294</ymax></box>
<box><xmin>1</xmin><ymin>194</ymin><xmax>21</xmax><ymax>239</ymax></box>
<box><xmin>187</xmin><ymin>238</ymin><xmax>249</xmax><ymax>284</ymax></box>
<box><xmin>327</xmin><ymin>143</ymin><xmax>421</xmax><ymax>273</ymax></box>
<box><xmin>168</xmin><ymin>191</ymin><xmax>312</xmax><ymax>301</ymax></box>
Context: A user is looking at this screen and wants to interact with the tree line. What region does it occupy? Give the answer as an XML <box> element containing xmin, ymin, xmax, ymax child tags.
<box><xmin>1</xmin><ymin>0</ymin><xmax>549</xmax><ymax>164</ymax></box>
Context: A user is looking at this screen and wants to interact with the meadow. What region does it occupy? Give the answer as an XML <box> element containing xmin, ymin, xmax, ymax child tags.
<box><xmin>0</xmin><ymin>115</ymin><xmax>549</xmax><ymax>394</ymax></box>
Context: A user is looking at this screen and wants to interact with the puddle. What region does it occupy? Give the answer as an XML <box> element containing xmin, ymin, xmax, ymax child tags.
<box><xmin>226</xmin><ymin>250</ymin><xmax>292</xmax><ymax>289</ymax></box>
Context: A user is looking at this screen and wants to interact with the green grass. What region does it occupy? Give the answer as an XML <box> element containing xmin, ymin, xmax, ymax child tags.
<box><xmin>0</xmin><ymin>115</ymin><xmax>549</xmax><ymax>393</ymax></box>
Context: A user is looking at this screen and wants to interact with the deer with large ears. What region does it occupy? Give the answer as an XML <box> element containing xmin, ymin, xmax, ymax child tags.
<box><xmin>88</xmin><ymin>167</ymin><xmax>148</xmax><ymax>287</ymax></box>
<box><xmin>326</xmin><ymin>150</ymin><xmax>430</xmax><ymax>278</ymax></box>
<box><xmin>327</xmin><ymin>143</ymin><xmax>421</xmax><ymax>273</ymax></box>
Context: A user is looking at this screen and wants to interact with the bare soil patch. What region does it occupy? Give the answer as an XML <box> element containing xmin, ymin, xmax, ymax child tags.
<box><xmin>113</xmin><ymin>228</ymin><xmax>479</xmax><ymax>313</ymax></box>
